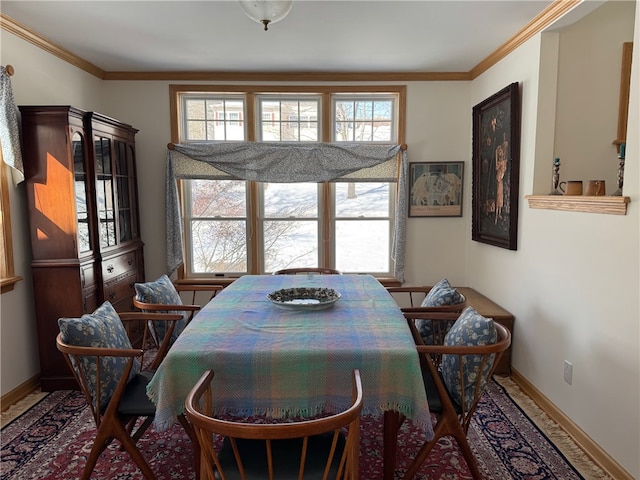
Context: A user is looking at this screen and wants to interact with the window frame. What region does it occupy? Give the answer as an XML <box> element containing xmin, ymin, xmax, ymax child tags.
<box><xmin>169</xmin><ymin>84</ymin><xmax>406</xmax><ymax>279</ymax></box>
<box><xmin>0</xmin><ymin>159</ymin><xmax>22</xmax><ymax>293</ymax></box>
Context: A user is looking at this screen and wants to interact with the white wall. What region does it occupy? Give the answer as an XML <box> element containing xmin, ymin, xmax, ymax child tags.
<box><xmin>2</xmin><ymin>0</ymin><xmax>639</xmax><ymax>477</ymax></box>
<box><xmin>467</xmin><ymin>2</ymin><xmax>639</xmax><ymax>477</ymax></box>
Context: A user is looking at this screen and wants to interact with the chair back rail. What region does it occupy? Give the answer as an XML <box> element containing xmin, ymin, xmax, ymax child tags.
<box><xmin>273</xmin><ymin>268</ymin><xmax>342</xmax><ymax>275</ymax></box>
<box><xmin>387</xmin><ymin>286</ymin><xmax>467</xmax><ymax>311</ymax></box>
<box><xmin>185</xmin><ymin>369</ymin><xmax>363</xmax><ymax>480</ymax></box>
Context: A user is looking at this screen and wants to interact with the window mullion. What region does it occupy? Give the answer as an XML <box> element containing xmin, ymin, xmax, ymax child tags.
<box><xmin>247</xmin><ymin>180</ymin><xmax>260</xmax><ymax>274</ymax></box>
<box><xmin>246</xmin><ymin>92</ymin><xmax>256</xmax><ymax>141</ymax></box>
<box><xmin>321</xmin><ymin>93</ymin><xmax>333</xmax><ymax>269</ymax></box>
<box><xmin>321</xmin><ymin>93</ymin><xmax>332</xmax><ymax>142</ymax></box>
<box><xmin>320</xmin><ymin>182</ymin><xmax>333</xmax><ymax>268</ymax></box>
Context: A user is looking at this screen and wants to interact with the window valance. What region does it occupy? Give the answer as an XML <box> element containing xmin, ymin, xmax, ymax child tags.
<box><xmin>166</xmin><ymin>142</ymin><xmax>408</xmax><ymax>281</ymax></box>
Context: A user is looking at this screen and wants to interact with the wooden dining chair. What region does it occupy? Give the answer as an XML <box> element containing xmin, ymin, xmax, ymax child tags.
<box><xmin>185</xmin><ymin>369</ymin><xmax>363</xmax><ymax>480</ymax></box>
<box><xmin>133</xmin><ymin>275</ymin><xmax>223</xmax><ymax>348</ymax></box>
<box><xmin>272</xmin><ymin>267</ymin><xmax>343</xmax><ymax>275</ymax></box>
<box><xmin>402</xmin><ymin>309</ymin><xmax>511</xmax><ymax>480</ymax></box>
<box><xmin>56</xmin><ymin>301</ymin><xmax>194</xmax><ymax>480</ymax></box>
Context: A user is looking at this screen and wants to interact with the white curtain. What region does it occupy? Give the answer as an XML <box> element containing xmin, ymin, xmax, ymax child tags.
<box><xmin>166</xmin><ymin>142</ymin><xmax>408</xmax><ymax>281</ymax></box>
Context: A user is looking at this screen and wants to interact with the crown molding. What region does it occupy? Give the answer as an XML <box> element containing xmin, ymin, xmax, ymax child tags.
<box><xmin>470</xmin><ymin>0</ymin><xmax>582</xmax><ymax>79</ymax></box>
<box><xmin>0</xmin><ymin>13</ymin><xmax>105</xmax><ymax>79</ymax></box>
<box><xmin>2</xmin><ymin>0</ymin><xmax>582</xmax><ymax>82</ymax></box>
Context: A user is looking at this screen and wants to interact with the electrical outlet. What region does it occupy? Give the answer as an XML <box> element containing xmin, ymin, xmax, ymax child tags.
<box><xmin>564</xmin><ymin>361</ymin><xmax>573</xmax><ymax>385</ymax></box>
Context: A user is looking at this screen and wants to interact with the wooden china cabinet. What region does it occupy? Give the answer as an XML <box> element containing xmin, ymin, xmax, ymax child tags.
<box><xmin>19</xmin><ymin>106</ymin><xmax>145</xmax><ymax>390</ymax></box>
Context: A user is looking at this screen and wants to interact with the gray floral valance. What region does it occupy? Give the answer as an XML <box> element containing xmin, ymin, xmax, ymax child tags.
<box><xmin>166</xmin><ymin>142</ymin><xmax>408</xmax><ymax>281</ymax></box>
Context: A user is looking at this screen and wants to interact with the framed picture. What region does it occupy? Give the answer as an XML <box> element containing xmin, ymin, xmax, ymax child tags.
<box><xmin>472</xmin><ymin>82</ymin><xmax>521</xmax><ymax>250</ymax></box>
<box><xmin>409</xmin><ymin>162</ymin><xmax>464</xmax><ymax>217</ymax></box>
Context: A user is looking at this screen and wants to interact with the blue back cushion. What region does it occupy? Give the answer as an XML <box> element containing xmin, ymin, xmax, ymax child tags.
<box><xmin>134</xmin><ymin>274</ymin><xmax>186</xmax><ymax>344</ymax></box>
<box><xmin>441</xmin><ymin>306</ymin><xmax>497</xmax><ymax>411</ymax></box>
<box><xmin>58</xmin><ymin>301</ymin><xmax>137</xmax><ymax>412</ymax></box>
<box><xmin>420</xmin><ymin>277</ymin><xmax>464</xmax><ymax>307</ymax></box>
<box><xmin>417</xmin><ymin>278</ymin><xmax>465</xmax><ymax>343</ymax></box>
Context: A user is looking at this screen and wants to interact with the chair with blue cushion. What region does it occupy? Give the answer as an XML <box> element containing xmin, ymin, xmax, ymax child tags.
<box><xmin>134</xmin><ymin>275</ymin><xmax>223</xmax><ymax>348</ymax></box>
<box><xmin>56</xmin><ymin>301</ymin><xmax>192</xmax><ymax>480</ymax></box>
<box><xmin>401</xmin><ymin>307</ymin><xmax>511</xmax><ymax>480</ymax></box>
<box><xmin>185</xmin><ymin>368</ymin><xmax>363</xmax><ymax>480</ymax></box>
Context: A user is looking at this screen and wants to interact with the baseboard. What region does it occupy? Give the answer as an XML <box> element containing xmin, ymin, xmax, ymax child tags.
<box><xmin>1</xmin><ymin>375</ymin><xmax>40</xmax><ymax>412</ymax></box>
<box><xmin>511</xmin><ymin>369</ymin><xmax>633</xmax><ymax>480</ymax></box>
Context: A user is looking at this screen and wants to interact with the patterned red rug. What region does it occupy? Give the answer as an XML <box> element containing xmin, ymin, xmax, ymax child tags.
<box><xmin>1</xmin><ymin>380</ymin><xmax>585</xmax><ymax>479</ymax></box>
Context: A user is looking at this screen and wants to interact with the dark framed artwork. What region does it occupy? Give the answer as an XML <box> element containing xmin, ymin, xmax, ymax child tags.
<box><xmin>472</xmin><ymin>82</ymin><xmax>521</xmax><ymax>250</ymax></box>
<box><xmin>409</xmin><ymin>162</ymin><xmax>464</xmax><ymax>217</ymax></box>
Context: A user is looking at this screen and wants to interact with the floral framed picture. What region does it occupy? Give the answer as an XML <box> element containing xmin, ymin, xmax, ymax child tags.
<box><xmin>472</xmin><ymin>82</ymin><xmax>521</xmax><ymax>250</ymax></box>
<box><xmin>409</xmin><ymin>162</ymin><xmax>464</xmax><ymax>217</ymax></box>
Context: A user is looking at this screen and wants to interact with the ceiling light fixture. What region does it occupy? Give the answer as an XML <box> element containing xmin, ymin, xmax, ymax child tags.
<box><xmin>239</xmin><ymin>0</ymin><xmax>293</xmax><ymax>31</ymax></box>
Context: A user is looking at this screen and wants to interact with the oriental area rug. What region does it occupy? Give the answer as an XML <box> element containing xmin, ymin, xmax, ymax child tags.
<box><xmin>1</xmin><ymin>378</ymin><xmax>611</xmax><ymax>480</ymax></box>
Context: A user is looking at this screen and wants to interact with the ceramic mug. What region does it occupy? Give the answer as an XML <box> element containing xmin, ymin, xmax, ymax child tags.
<box><xmin>585</xmin><ymin>180</ymin><xmax>605</xmax><ymax>196</ymax></box>
<box><xmin>559</xmin><ymin>180</ymin><xmax>583</xmax><ymax>195</ymax></box>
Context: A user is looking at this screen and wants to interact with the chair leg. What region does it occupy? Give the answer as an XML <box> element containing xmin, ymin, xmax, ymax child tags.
<box><xmin>403</xmin><ymin>416</ymin><xmax>483</xmax><ymax>480</ymax></box>
<box><xmin>131</xmin><ymin>416</ymin><xmax>154</xmax><ymax>443</ymax></box>
<box><xmin>178</xmin><ymin>413</ymin><xmax>200</xmax><ymax>480</ymax></box>
<box><xmin>112</xmin><ymin>420</ymin><xmax>157</xmax><ymax>480</ymax></box>
<box><xmin>402</xmin><ymin>420</ymin><xmax>447</xmax><ymax>479</ymax></box>
<box><xmin>453</xmin><ymin>428</ymin><xmax>482</xmax><ymax>480</ymax></box>
<box><xmin>80</xmin><ymin>428</ymin><xmax>113</xmax><ymax>480</ymax></box>
<box><xmin>83</xmin><ymin>419</ymin><xmax>156</xmax><ymax>480</ymax></box>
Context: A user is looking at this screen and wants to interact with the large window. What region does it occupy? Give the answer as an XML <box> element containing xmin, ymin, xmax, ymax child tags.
<box><xmin>172</xmin><ymin>85</ymin><xmax>405</xmax><ymax>278</ymax></box>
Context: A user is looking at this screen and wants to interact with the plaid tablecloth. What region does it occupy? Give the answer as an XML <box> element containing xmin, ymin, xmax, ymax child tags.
<box><xmin>147</xmin><ymin>274</ymin><xmax>432</xmax><ymax>439</ymax></box>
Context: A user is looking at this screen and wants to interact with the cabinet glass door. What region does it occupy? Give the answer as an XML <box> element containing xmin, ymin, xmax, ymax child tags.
<box><xmin>128</xmin><ymin>143</ymin><xmax>139</xmax><ymax>240</ymax></box>
<box><xmin>114</xmin><ymin>140</ymin><xmax>136</xmax><ymax>243</ymax></box>
<box><xmin>72</xmin><ymin>131</ymin><xmax>92</xmax><ymax>253</ymax></box>
<box><xmin>95</xmin><ymin>136</ymin><xmax>116</xmax><ymax>248</ymax></box>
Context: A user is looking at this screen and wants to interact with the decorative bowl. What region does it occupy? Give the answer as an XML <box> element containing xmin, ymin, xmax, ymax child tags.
<box><xmin>266</xmin><ymin>287</ymin><xmax>341</xmax><ymax>311</ymax></box>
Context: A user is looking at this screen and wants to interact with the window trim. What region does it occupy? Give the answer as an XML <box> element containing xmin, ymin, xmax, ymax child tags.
<box><xmin>0</xmin><ymin>159</ymin><xmax>22</xmax><ymax>293</ymax></box>
<box><xmin>169</xmin><ymin>85</ymin><xmax>406</xmax><ymax>279</ymax></box>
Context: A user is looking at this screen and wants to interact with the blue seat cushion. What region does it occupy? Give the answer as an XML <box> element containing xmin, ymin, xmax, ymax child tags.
<box><xmin>441</xmin><ymin>306</ymin><xmax>497</xmax><ymax>411</ymax></box>
<box><xmin>134</xmin><ymin>274</ymin><xmax>186</xmax><ymax>345</ymax></box>
<box><xmin>58</xmin><ymin>301</ymin><xmax>138</xmax><ymax>412</ymax></box>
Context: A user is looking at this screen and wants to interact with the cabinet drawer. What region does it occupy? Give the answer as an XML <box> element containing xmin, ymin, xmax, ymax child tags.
<box><xmin>104</xmin><ymin>270</ymin><xmax>137</xmax><ymax>304</ymax></box>
<box><xmin>102</xmin><ymin>251</ymin><xmax>137</xmax><ymax>283</ymax></box>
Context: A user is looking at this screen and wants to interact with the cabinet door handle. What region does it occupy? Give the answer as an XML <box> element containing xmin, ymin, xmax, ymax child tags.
<box><xmin>127</xmin><ymin>259</ymin><xmax>133</xmax><ymax>266</ymax></box>
<box><xmin>109</xmin><ymin>291</ymin><xmax>116</xmax><ymax>299</ymax></box>
<box><xmin>107</xmin><ymin>264</ymin><xmax>114</xmax><ymax>273</ymax></box>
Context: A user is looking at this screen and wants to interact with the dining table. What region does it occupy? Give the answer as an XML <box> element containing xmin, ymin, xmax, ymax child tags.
<box><xmin>147</xmin><ymin>273</ymin><xmax>433</xmax><ymax>479</ymax></box>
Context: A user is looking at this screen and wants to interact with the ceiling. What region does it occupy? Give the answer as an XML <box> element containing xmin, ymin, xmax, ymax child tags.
<box><xmin>1</xmin><ymin>1</ymin><xmax>604</xmax><ymax>76</ymax></box>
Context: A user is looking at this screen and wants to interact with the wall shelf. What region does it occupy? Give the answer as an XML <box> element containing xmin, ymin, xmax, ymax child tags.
<box><xmin>525</xmin><ymin>195</ymin><xmax>630</xmax><ymax>215</ymax></box>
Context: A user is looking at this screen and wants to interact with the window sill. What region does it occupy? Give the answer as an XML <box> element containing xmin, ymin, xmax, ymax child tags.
<box><xmin>1</xmin><ymin>276</ymin><xmax>23</xmax><ymax>294</ymax></box>
<box><xmin>176</xmin><ymin>275</ymin><xmax>402</xmax><ymax>288</ymax></box>
<box><xmin>525</xmin><ymin>195</ymin><xmax>630</xmax><ymax>215</ymax></box>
